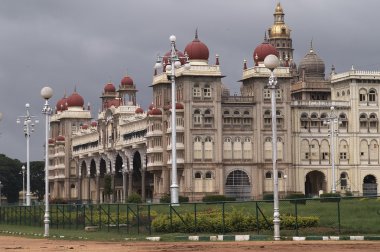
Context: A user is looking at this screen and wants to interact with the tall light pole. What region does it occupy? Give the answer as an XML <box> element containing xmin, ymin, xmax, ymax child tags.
<box><xmin>17</xmin><ymin>103</ymin><xmax>38</xmax><ymax>206</ymax></box>
<box><xmin>264</xmin><ymin>54</ymin><xmax>280</xmax><ymax>241</ymax></box>
<box><xmin>154</xmin><ymin>35</ymin><xmax>190</xmax><ymax>204</ymax></box>
<box><xmin>41</xmin><ymin>86</ymin><xmax>53</xmax><ymax>237</ymax></box>
<box><xmin>324</xmin><ymin>106</ymin><xmax>339</xmax><ymax>193</ymax></box>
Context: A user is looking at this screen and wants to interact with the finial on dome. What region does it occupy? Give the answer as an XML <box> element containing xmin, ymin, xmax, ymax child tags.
<box><xmin>310</xmin><ymin>39</ymin><xmax>314</xmax><ymax>53</ymax></box>
<box><xmin>264</xmin><ymin>31</ymin><xmax>268</xmax><ymax>42</ymax></box>
<box><xmin>215</xmin><ymin>54</ymin><xmax>220</xmax><ymax>65</ymax></box>
<box><xmin>195</xmin><ymin>27</ymin><xmax>198</xmax><ymax>40</ymax></box>
<box><xmin>243</xmin><ymin>59</ymin><xmax>247</xmax><ymax>70</ymax></box>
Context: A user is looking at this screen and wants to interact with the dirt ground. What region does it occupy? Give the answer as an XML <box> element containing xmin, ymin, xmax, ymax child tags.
<box><xmin>1</xmin><ymin>236</ymin><xmax>380</xmax><ymax>252</ymax></box>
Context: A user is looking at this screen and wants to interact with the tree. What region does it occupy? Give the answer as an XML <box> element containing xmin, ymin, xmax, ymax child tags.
<box><xmin>30</xmin><ymin>161</ymin><xmax>45</xmax><ymax>201</ymax></box>
<box><xmin>0</xmin><ymin>154</ymin><xmax>22</xmax><ymax>203</ymax></box>
<box><xmin>103</xmin><ymin>174</ymin><xmax>113</xmax><ymax>203</ymax></box>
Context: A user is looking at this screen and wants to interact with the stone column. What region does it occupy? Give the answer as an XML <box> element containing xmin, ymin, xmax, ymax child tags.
<box><xmin>87</xmin><ymin>175</ymin><xmax>91</xmax><ymax>204</ymax></box>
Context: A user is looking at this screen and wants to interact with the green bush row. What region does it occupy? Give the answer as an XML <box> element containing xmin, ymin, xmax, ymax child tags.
<box><xmin>151</xmin><ymin>208</ymin><xmax>319</xmax><ymax>233</ymax></box>
<box><xmin>202</xmin><ymin>195</ymin><xmax>236</xmax><ymax>202</ymax></box>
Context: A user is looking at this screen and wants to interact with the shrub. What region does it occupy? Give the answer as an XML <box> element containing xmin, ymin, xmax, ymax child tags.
<box><xmin>320</xmin><ymin>193</ymin><xmax>341</xmax><ymax>202</ymax></box>
<box><xmin>127</xmin><ymin>192</ymin><xmax>142</xmax><ymax>203</ymax></box>
<box><xmin>160</xmin><ymin>194</ymin><xmax>189</xmax><ymax>203</ymax></box>
<box><xmin>263</xmin><ymin>193</ymin><xmax>274</xmax><ymax>201</ymax></box>
<box><xmin>286</xmin><ymin>193</ymin><xmax>306</xmax><ymax>205</ymax></box>
<box><xmin>202</xmin><ymin>195</ymin><xmax>236</xmax><ymax>202</ymax></box>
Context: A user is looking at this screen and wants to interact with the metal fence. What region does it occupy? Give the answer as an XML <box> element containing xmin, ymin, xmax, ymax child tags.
<box><xmin>0</xmin><ymin>196</ymin><xmax>379</xmax><ymax>236</ymax></box>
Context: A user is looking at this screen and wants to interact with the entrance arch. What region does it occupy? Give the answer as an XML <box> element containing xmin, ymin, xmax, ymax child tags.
<box><xmin>363</xmin><ymin>175</ymin><xmax>377</xmax><ymax>196</ymax></box>
<box><xmin>305</xmin><ymin>170</ymin><xmax>326</xmax><ymax>197</ymax></box>
<box><xmin>225</xmin><ymin>170</ymin><xmax>251</xmax><ymax>200</ymax></box>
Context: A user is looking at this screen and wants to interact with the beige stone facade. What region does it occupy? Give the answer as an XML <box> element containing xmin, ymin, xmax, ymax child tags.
<box><xmin>47</xmin><ymin>3</ymin><xmax>380</xmax><ymax>203</ymax></box>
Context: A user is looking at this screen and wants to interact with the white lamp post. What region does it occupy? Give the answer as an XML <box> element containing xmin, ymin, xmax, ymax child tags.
<box><xmin>17</xmin><ymin>104</ymin><xmax>38</xmax><ymax>206</ymax></box>
<box><xmin>264</xmin><ymin>54</ymin><xmax>280</xmax><ymax>241</ymax></box>
<box><xmin>122</xmin><ymin>164</ymin><xmax>127</xmax><ymax>203</ymax></box>
<box><xmin>41</xmin><ymin>86</ymin><xmax>53</xmax><ymax>237</ymax></box>
<box><xmin>154</xmin><ymin>35</ymin><xmax>190</xmax><ymax>205</ymax></box>
<box><xmin>324</xmin><ymin>106</ymin><xmax>340</xmax><ymax>193</ymax></box>
<box><xmin>283</xmin><ymin>174</ymin><xmax>287</xmax><ymax>197</ymax></box>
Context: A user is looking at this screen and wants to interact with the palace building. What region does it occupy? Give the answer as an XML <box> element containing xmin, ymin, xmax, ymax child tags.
<box><xmin>47</xmin><ymin>3</ymin><xmax>380</xmax><ymax>203</ymax></box>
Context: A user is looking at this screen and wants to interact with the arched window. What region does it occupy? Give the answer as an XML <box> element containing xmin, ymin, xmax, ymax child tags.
<box><xmin>360</xmin><ymin>113</ymin><xmax>368</xmax><ymax>128</ymax></box>
<box><xmin>301</xmin><ymin>112</ymin><xmax>308</xmax><ymax>129</ymax></box>
<box><xmin>225</xmin><ymin>170</ymin><xmax>251</xmax><ymax>200</ymax></box>
<box><xmin>264</xmin><ymin>110</ymin><xmax>271</xmax><ymax>127</ymax></box>
<box><xmin>339</xmin><ymin>113</ymin><xmax>348</xmax><ymax>129</ymax></box>
<box><xmin>205</xmin><ymin>171</ymin><xmax>212</xmax><ymax>179</ymax></box>
<box><xmin>339</xmin><ymin>140</ymin><xmax>349</xmax><ymax>161</ymax></box>
<box><xmin>265</xmin><ymin>171</ymin><xmax>272</xmax><ymax>179</ymax></box>
<box><xmin>204</xmin><ymin>137</ymin><xmax>213</xmax><ymax>160</ymax></box>
<box><xmin>368</xmin><ymin>89</ymin><xmax>376</xmax><ymax>102</ymax></box>
<box><xmin>223</xmin><ymin>138</ymin><xmax>232</xmax><ymax>159</ymax></box>
<box><xmin>369</xmin><ymin>113</ymin><xmax>378</xmax><ymax>129</ymax></box>
<box><xmin>194</xmin><ymin>172</ymin><xmax>202</xmax><ymax>179</ymax></box>
<box><xmin>243</xmin><ymin>137</ymin><xmax>252</xmax><ymax>159</ymax></box>
<box><xmin>264</xmin><ymin>137</ymin><xmax>272</xmax><ymax>160</ymax></box>
<box><xmin>193</xmin><ymin>137</ymin><xmax>202</xmax><ymax>160</ymax></box>
<box><xmin>233</xmin><ymin>137</ymin><xmax>242</xmax><ymax>160</ymax></box>
<box><xmin>277</xmin><ymin>137</ymin><xmax>283</xmax><ymax>160</ymax></box>
<box><xmin>370</xmin><ymin>139</ymin><xmax>379</xmax><ymax>162</ymax></box>
<box><xmin>359</xmin><ymin>89</ymin><xmax>367</xmax><ymax>102</ymax></box>
<box><xmin>204</xmin><ymin>109</ymin><xmax>213</xmax><ymax>126</ymax></box>
<box><xmin>340</xmin><ymin>172</ymin><xmax>348</xmax><ymax>190</ymax></box>
<box><xmin>360</xmin><ymin>139</ymin><xmax>369</xmax><ymax>161</ymax></box>
<box><xmin>194</xmin><ymin>109</ymin><xmax>202</xmax><ymax>125</ymax></box>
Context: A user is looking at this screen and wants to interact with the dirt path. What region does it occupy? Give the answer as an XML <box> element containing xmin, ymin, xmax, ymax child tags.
<box><xmin>1</xmin><ymin>236</ymin><xmax>380</xmax><ymax>252</ymax></box>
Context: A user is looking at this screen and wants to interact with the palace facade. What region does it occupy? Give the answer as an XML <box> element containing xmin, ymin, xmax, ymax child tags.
<box><xmin>47</xmin><ymin>3</ymin><xmax>380</xmax><ymax>203</ymax></box>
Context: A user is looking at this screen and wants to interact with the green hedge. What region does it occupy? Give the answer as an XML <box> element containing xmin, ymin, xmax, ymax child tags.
<box><xmin>285</xmin><ymin>193</ymin><xmax>306</xmax><ymax>205</ymax></box>
<box><xmin>159</xmin><ymin>194</ymin><xmax>189</xmax><ymax>203</ymax></box>
<box><xmin>202</xmin><ymin>195</ymin><xmax>236</xmax><ymax>202</ymax></box>
<box><xmin>151</xmin><ymin>208</ymin><xmax>319</xmax><ymax>233</ymax></box>
<box><xmin>320</xmin><ymin>193</ymin><xmax>341</xmax><ymax>202</ymax></box>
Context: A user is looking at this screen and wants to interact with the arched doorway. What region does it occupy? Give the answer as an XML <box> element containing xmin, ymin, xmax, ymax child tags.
<box><xmin>114</xmin><ymin>154</ymin><xmax>123</xmax><ymax>202</ymax></box>
<box><xmin>305</xmin><ymin>170</ymin><xmax>326</xmax><ymax>197</ymax></box>
<box><xmin>132</xmin><ymin>151</ymin><xmax>142</xmax><ymax>194</ymax></box>
<box><xmin>363</xmin><ymin>175</ymin><xmax>377</xmax><ymax>196</ymax></box>
<box><xmin>225</xmin><ymin>170</ymin><xmax>251</xmax><ymax>200</ymax></box>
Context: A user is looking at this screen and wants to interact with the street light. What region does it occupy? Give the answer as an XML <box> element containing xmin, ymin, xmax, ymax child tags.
<box><xmin>264</xmin><ymin>54</ymin><xmax>281</xmax><ymax>241</ymax></box>
<box><xmin>41</xmin><ymin>86</ymin><xmax>53</xmax><ymax>237</ymax></box>
<box><xmin>154</xmin><ymin>35</ymin><xmax>190</xmax><ymax>205</ymax></box>
<box><xmin>21</xmin><ymin>165</ymin><xmax>26</xmax><ymax>205</ymax></box>
<box><xmin>283</xmin><ymin>174</ymin><xmax>288</xmax><ymax>197</ymax></box>
<box><xmin>17</xmin><ymin>103</ymin><xmax>39</xmax><ymax>206</ymax></box>
<box><xmin>121</xmin><ymin>164</ymin><xmax>127</xmax><ymax>203</ymax></box>
<box><xmin>323</xmin><ymin>106</ymin><xmax>340</xmax><ymax>193</ymax></box>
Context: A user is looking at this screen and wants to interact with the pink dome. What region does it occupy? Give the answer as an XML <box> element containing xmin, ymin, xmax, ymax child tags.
<box><xmin>82</xmin><ymin>124</ymin><xmax>88</xmax><ymax>130</ymax></box>
<box><xmin>163</xmin><ymin>50</ymin><xmax>186</xmax><ymax>66</ymax></box>
<box><xmin>121</xmin><ymin>75</ymin><xmax>134</xmax><ymax>87</ymax></box>
<box><xmin>151</xmin><ymin>108</ymin><xmax>162</xmax><ymax>115</ymax></box>
<box><xmin>184</xmin><ymin>31</ymin><xmax>209</xmax><ymax>61</ymax></box>
<box><xmin>48</xmin><ymin>138</ymin><xmax>55</xmax><ymax>144</ymax></box>
<box><xmin>91</xmin><ymin>121</ymin><xmax>97</xmax><ymax>127</ymax></box>
<box><xmin>148</xmin><ymin>103</ymin><xmax>154</xmax><ymax>110</ymax></box>
<box><xmin>135</xmin><ymin>107</ymin><xmax>144</xmax><ymax>114</ymax></box>
<box><xmin>56</xmin><ymin>135</ymin><xmax>65</xmax><ymax>142</ymax></box>
<box><xmin>67</xmin><ymin>91</ymin><xmax>84</xmax><ymax>107</ymax></box>
<box><xmin>56</xmin><ymin>96</ymin><xmax>68</xmax><ymax>111</ymax></box>
<box><xmin>104</xmin><ymin>82</ymin><xmax>116</xmax><ymax>93</ymax></box>
<box><xmin>253</xmin><ymin>42</ymin><xmax>279</xmax><ymax>64</ymax></box>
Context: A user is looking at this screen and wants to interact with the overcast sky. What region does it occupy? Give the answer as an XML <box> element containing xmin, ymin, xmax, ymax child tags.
<box><xmin>0</xmin><ymin>0</ymin><xmax>379</xmax><ymax>162</ymax></box>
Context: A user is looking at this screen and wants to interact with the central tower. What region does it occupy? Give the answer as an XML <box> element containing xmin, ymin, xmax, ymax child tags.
<box><xmin>267</xmin><ymin>3</ymin><xmax>294</xmax><ymax>63</ymax></box>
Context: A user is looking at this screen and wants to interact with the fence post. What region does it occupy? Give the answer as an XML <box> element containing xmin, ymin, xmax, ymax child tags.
<box><xmin>194</xmin><ymin>203</ymin><xmax>197</xmax><ymax>233</ymax></box>
<box><xmin>222</xmin><ymin>202</ymin><xmax>225</xmax><ymax>235</ymax></box>
<box><xmin>117</xmin><ymin>204</ymin><xmax>120</xmax><ymax>232</ymax></box>
<box><xmin>107</xmin><ymin>204</ymin><xmax>110</xmax><ymax>232</ymax></box>
<box><xmin>255</xmin><ymin>202</ymin><xmax>260</xmax><ymax>234</ymax></box>
<box><xmin>148</xmin><ymin>204</ymin><xmax>152</xmax><ymax>235</ymax></box>
<box><xmin>126</xmin><ymin>204</ymin><xmax>129</xmax><ymax>233</ymax></box>
<box><xmin>337</xmin><ymin>200</ymin><xmax>341</xmax><ymax>234</ymax></box>
<box><xmin>295</xmin><ymin>200</ymin><xmax>299</xmax><ymax>236</ymax></box>
<box><xmin>137</xmin><ymin>204</ymin><xmax>140</xmax><ymax>234</ymax></box>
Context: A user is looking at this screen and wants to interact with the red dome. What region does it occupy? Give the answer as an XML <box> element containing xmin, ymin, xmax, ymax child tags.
<box><xmin>104</xmin><ymin>82</ymin><xmax>116</xmax><ymax>93</ymax></box>
<box><xmin>91</xmin><ymin>121</ymin><xmax>97</xmax><ymax>127</ymax></box>
<box><xmin>176</xmin><ymin>103</ymin><xmax>184</xmax><ymax>109</ymax></box>
<box><xmin>163</xmin><ymin>50</ymin><xmax>186</xmax><ymax>66</ymax></box>
<box><xmin>253</xmin><ymin>42</ymin><xmax>279</xmax><ymax>64</ymax></box>
<box><xmin>151</xmin><ymin>108</ymin><xmax>162</xmax><ymax>116</ymax></box>
<box><xmin>106</xmin><ymin>99</ymin><xmax>121</xmax><ymax>108</ymax></box>
<box><xmin>121</xmin><ymin>75</ymin><xmax>134</xmax><ymax>87</ymax></box>
<box><xmin>184</xmin><ymin>31</ymin><xmax>209</xmax><ymax>61</ymax></box>
<box><xmin>56</xmin><ymin>96</ymin><xmax>68</xmax><ymax>111</ymax></box>
<box><xmin>67</xmin><ymin>91</ymin><xmax>84</xmax><ymax>107</ymax></box>
<box><xmin>56</xmin><ymin>135</ymin><xmax>65</xmax><ymax>142</ymax></box>
<box><xmin>48</xmin><ymin>138</ymin><xmax>55</xmax><ymax>144</ymax></box>
<box><xmin>135</xmin><ymin>107</ymin><xmax>144</xmax><ymax>114</ymax></box>
<box><xmin>82</xmin><ymin>124</ymin><xmax>88</xmax><ymax>130</ymax></box>
<box><xmin>148</xmin><ymin>103</ymin><xmax>154</xmax><ymax>110</ymax></box>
